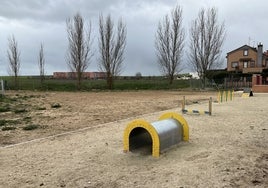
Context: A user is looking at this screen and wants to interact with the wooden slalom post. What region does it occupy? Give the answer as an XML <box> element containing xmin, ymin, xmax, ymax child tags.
<box><xmin>182</xmin><ymin>96</ymin><xmax>212</xmax><ymax>115</ymax></box>
<box><xmin>182</xmin><ymin>96</ymin><xmax>186</xmax><ymax>112</ymax></box>
<box><xmin>208</xmin><ymin>97</ymin><xmax>212</xmax><ymax>115</ymax></box>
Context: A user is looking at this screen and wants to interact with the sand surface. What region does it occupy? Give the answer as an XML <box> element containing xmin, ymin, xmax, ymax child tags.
<box><xmin>0</xmin><ymin>91</ymin><xmax>267</xmax><ymax>188</ymax></box>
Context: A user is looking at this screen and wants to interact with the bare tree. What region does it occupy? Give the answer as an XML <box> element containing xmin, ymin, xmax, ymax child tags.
<box><xmin>38</xmin><ymin>43</ymin><xmax>45</xmax><ymax>84</ymax></box>
<box><xmin>98</xmin><ymin>14</ymin><xmax>126</xmax><ymax>89</ymax></box>
<box><xmin>188</xmin><ymin>7</ymin><xmax>226</xmax><ymax>88</ymax></box>
<box><xmin>66</xmin><ymin>12</ymin><xmax>93</xmax><ymax>90</ymax></box>
<box><xmin>7</xmin><ymin>35</ymin><xmax>20</xmax><ymax>89</ymax></box>
<box><xmin>155</xmin><ymin>5</ymin><xmax>185</xmax><ymax>85</ymax></box>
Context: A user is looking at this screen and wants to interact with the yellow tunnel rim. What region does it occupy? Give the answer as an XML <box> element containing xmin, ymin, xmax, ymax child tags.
<box><xmin>123</xmin><ymin>119</ymin><xmax>160</xmax><ymax>157</ymax></box>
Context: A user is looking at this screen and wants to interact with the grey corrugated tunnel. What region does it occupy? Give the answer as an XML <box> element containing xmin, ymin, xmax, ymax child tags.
<box><xmin>123</xmin><ymin>112</ymin><xmax>189</xmax><ymax>157</ymax></box>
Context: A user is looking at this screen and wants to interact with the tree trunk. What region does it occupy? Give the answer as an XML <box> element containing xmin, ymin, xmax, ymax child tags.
<box><xmin>201</xmin><ymin>75</ymin><xmax>206</xmax><ymax>89</ymax></box>
<box><xmin>14</xmin><ymin>75</ymin><xmax>18</xmax><ymax>90</ymax></box>
<box><xmin>169</xmin><ymin>75</ymin><xmax>174</xmax><ymax>85</ymax></box>
<box><xmin>77</xmin><ymin>72</ymin><xmax>82</xmax><ymax>90</ymax></box>
<box><xmin>107</xmin><ymin>76</ymin><xmax>113</xmax><ymax>90</ymax></box>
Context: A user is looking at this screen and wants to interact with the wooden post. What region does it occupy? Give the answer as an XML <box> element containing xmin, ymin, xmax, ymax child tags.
<box><xmin>0</xmin><ymin>80</ymin><xmax>4</xmax><ymax>96</ymax></box>
<box><xmin>209</xmin><ymin>97</ymin><xmax>212</xmax><ymax>115</ymax></box>
<box><xmin>182</xmin><ymin>96</ymin><xmax>185</xmax><ymax>113</ymax></box>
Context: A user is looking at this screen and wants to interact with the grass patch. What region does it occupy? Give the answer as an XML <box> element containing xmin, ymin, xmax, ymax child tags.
<box><xmin>23</xmin><ymin>124</ymin><xmax>40</xmax><ymax>131</ymax></box>
<box><xmin>36</xmin><ymin>106</ymin><xmax>46</xmax><ymax>110</ymax></box>
<box><xmin>0</xmin><ymin>94</ymin><xmax>5</xmax><ymax>101</ymax></box>
<box><xmin>0</xmin><ymin>95</ymin><xmax>15</xmax><ymax>103</ymax></box>
<box><xmin>23</xmin><ymin>116</ymin><xmax>32</xmax><ymax>123</ymax></box>
<box><xmin>1</xmin><ymin>76</ymin><xmax>193</xmax><ymax>91</ymax></box>
<box><xmin>0</xmin><ymin>120</ymin><xmax>7</xmax><ymax>126</ymax></box>
<box><xmin>2</xmin><ymin>126</ymin><xmax>16</xmax><ymax>131</ymax></box>
<box><xmin>0</xmin><ymin>119</ymin><xmax>20</xmax><ymax>126</ymax></box>
<box><xmin>0</xmin><ymin>105</ymin><xmax>10</xmax><ymax>113</ymax></box>
<box><xmin>14</xmin><ymin>108</ymin><xmax>27</xmax><ymax>114</ymax></box>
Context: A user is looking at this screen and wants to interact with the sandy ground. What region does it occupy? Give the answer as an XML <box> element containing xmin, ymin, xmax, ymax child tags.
<box><xmin>0</xmin><ymin>91</ymin><xmax>267</xmax><ymax>188</ymax></box>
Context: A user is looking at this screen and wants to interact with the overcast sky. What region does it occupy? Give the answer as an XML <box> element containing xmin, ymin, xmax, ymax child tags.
<box><xmin>0</xmin><ymin>0</ymin><xmax>267</xmax><ymax>76</ymax></box>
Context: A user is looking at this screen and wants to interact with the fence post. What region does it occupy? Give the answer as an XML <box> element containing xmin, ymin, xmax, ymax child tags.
<box><xmin>1</xmin><ymin>79</ymin><xmax>4</xmax><ymax>96</ymax></box>
<box><xmin>209</xmin><ymin>97</ymin><xmax>212</xmax><ymax>115</ymax></box>
<box><xmin>182</xmin><ymin>96</ymin><xmax>185</xmax><ymax>113</ymax></box>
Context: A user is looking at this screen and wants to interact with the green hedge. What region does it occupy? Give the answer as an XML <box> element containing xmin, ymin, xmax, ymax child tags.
<box><xmin>1</xmin><ymin>76</ymin><xmax>191</xmax><ymax>91</ymax></box>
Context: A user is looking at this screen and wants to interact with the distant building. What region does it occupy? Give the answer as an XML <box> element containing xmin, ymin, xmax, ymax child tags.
<box><xmin>226</xmin><ymin>43</ymin><xmax>268</xmax><ymax>92</ymax></box>
<box><xmin>53</xmin><ymin>72</ymin><xmax>106</xmax><ymax>80</ymax></box>
<box><xmin>226</xmin><ymin>43</ymin><xmax>268</xmax><ymax>73</ymax></box>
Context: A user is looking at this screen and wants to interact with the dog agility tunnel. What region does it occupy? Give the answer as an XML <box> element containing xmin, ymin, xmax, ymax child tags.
<box><xmin>123</xmin><ymin>112</ymin><xmax>189</xmax><ymax>157</ymax></box>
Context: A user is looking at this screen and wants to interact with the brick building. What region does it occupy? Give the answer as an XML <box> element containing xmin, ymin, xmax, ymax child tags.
<box><xmin>226</xmin><ymin>43</ymin><xmax>268</xmax><ymax>92</ymax></box>
<box><xmin>53</xmin><ymin>72</ymin><xmax>106</xmax><ymax>80</ymax></box>
<box><xmin>226</xmin><ymin>43</ymin><xmax>268</xmax><ymax>73</ymax></box>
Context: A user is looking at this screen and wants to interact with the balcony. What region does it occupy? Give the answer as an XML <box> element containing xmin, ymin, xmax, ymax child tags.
<box><xmin>242</xmin><ymin>67</ymin><xmax>265</xmax><ymax>73</ymax></box>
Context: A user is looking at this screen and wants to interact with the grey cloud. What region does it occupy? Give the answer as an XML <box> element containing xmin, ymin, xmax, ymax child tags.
<box><xmin>1</xmin><ymin>0</ymin><xmax>268</xmax><ymax>76</ymax></box>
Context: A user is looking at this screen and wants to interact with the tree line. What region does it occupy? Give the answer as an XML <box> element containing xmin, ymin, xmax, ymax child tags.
<box><xmin>5</xmin><ymin>5</ymin><xmax>225</xmax><ymax>90</ymax></box>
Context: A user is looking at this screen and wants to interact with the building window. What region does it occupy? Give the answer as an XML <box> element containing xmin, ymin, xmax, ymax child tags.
<box><xmin>231</xmin><ymin>62</ymin><xmax>238</xmax><ymax>68</ymax></box>
<box><xmin>243</xmin><ymin>61</ymin><xmax>248</xmax><ymax>68</ymax></box>
<box><xmin>250</xmin><ymin>61</ymin><xmax>255</xmax><ymax>67</ymax></box>
<box><xmin>243</xmin><ymin>49</ymin><xmax>248</xmax><ymax>56</ymax></box>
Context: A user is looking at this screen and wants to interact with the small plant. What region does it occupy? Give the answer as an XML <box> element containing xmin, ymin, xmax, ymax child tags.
<box><xmin>37</xmin><ymin>107</ymin><xmax>46</xmax><ymax>110</ymax></box>
<box><xmin>23</xmin><ymin>124</ymin><xmax>39</xmax><ymax>131</ymax></box>
<box><xmin>51</xmin><ymin>103</ymin><xmax>61</xmax><ymax>108</ymax></box>
<box><xmin>2</xmin><ymin>126</ymin><xmax>16</xmax><ymax>131</ymax></box>
<box><xmin>0</xmin><ymin>119</ymin><xmax>20</xmax><ymax>127</ymax></box>
<box><xmin>0</xmin><ymin>120</ymin><xmax>7</xmax><ymax>126</ymax></box>
<box><xmin>14</xmin><ymin>108</ymin><xmax>27</xmax><ymax>113</ymax></box>
<box><xmin>0</xmin><ymin>106</ymin><xmax>10</xmax><ymax>113</ymax></box>
<box><xmin>23</xmin><ymin>116</ymin><xmax>32</xmax><ymax>123</ymax></box>
<box><xmin>0</xmin><ymin>94</ymin><xmax>5</xmax><ymax>101</ymax></box>
<box><xmin>9</xmin><ymin>97</ymin><xmax>17</xmax><ymax>102</ymax></box>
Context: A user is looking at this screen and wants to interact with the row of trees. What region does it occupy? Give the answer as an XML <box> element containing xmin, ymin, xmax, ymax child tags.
<box><xmin>66</xmin><ymin>13</ymin><xmax>126</xmax><ymax>90</ymax></box>
<box><xmin>6</xmin><ymin>5</ymin><xmax>225</xmax><ymax>90</ymax></box>
<box><xmin>155</xmin><ymin>6</ymin><xmax>226</xmax><ymax>87</ymax></box>
<box><xmin>7</xmin><ymin>36</ymin><xmax>45</xmax><ymax>89</ymax></box>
